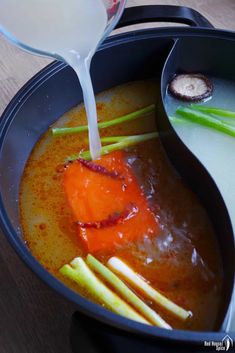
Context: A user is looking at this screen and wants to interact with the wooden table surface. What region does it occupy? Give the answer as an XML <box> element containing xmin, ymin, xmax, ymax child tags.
<box><xmin>1</xmin><ymin>1</ymin><xmax>235</xmax><ymax>352</ymax></box>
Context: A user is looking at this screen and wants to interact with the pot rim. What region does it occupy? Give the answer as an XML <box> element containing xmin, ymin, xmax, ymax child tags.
<box><xmin>0</xmin><ymin>26</ymin><xmax>235</xmax><ymax>343</ymax></box>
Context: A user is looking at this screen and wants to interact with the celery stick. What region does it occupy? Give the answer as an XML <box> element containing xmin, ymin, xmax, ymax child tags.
<box><xmin>191</xmin><ymin>104</ymin><xmax>235</xmax><ymax>119</ymax></box>
<box><xmin>52</xmin><ymin>104</ymin><xmax>155</xmax><ymax>136</ymax></box>
<box><xmin>87</xmin><ymin>255</ymin><xmax>171</xmax><ymax>329</ymax></box>
<box><xmin>67</xmin><ymin>132</ymin><xmax>158</xmax><ymax>161</ymax></box>
<box><xmin>176</xmin><ymin>106</ymin><xmax>235</xmax><ymax>138</ymax></box>
<box><xmin>107</xmin><ymin>257</ymin><xmax>192</xmax><ymax>321</ymax></box>
<box><xmin>60</xmin><ymin>257</ymin><xmax>150</xmax><ymax>324</ymax></box>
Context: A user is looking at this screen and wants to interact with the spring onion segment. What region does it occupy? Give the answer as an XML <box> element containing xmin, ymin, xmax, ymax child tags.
<box><xmin>169</xmin><ymin>116</ymin><xmax>190</xmax><ymax>125</ymax></box>
<box><xmin>107</xmin><ymin>257</ymin><xmax>192</xmax><ymax>321</ymax></box>
<box><xmin>176</xmin><ymin>106</ymin><xmax>235</xmax><ymax>138</ymax></box>
<box><xmin>191</xmin><ymin>104</ymin><xmax>235</xmax><ymax>119</ymax></box>
<box><xmin>67</xmin><ymin>132</ymin><xmax>158</xmax><ymax>161</ymax></box>
<box><xmin>52</xmin><ymin>104</ymin><xmax>156</xmax><ymax>136</ymax></box>
<box><xmin>87</xmin><ymin>254</ymin><xmax>171</xmax><ymax>329</ymax></box>
<box><xmin>100</xmin><ymin>136</ymin><xmax>128</xmax><ymax>144</ymax></box>
<box><xmin>59</xmin><ymin>257</ymin><xmax>150</xmax><ymax>325</ymax></box>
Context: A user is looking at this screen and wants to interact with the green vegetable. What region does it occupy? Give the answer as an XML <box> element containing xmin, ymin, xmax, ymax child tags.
<box><xmin>52</xmin><ymin>104</ymin><xmax>155</xmax><ymax>136</ymax></box>
<box><xmin>191</xmin><ymin>104</ymin><xmax>235</xmax><ymax>119</ymax></box>
<box><xmin>176</xmin><ymin>106</ymin><xmax>235</xmax><ymax>137</ymax></box>
<box><xmin>169</xmin><ymin>116</ymin><xmax>190</xmax><ymax>125</ymax></box>
<box><xmin>67</xmin><ymin>132</ymin><xmax>158</xmax><ymax>161</ymax></box>
<box><xmin>87</xmin><ymin>255</ymin><xmax>171</xmax><ymax>329</ymax></box>
<box><xmin>60</xmin><ymin>257</ymin><xmax>150</xmax><ymax>324</ymax></box>
<box><xmin>107</xmin><ymin>257</ymin><xmax>192</xmax><ymax>321</ymax></box>
<box><xmin>100</xmin><ymin>136</ymin><xmax>128</xmax><ymax>143</ymax></box>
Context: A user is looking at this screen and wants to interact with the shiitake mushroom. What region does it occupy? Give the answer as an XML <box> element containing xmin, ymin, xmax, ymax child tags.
<box><xmin>169</xmin><ymin>74</ymin><xmax>213</xmax><ymax>102</ymax></box>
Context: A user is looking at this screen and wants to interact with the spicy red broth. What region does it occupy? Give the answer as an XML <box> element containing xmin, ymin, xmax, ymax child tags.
<box><xmin>20</xmin><ymin>80</ymin><xmax>223</xmax><ymax>331</ymax></box>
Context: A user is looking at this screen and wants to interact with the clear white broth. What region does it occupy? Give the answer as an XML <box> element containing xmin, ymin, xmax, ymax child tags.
<box><xmin>165</xmin><ymin>76</ymin><xmax>235</xmax><ymax>331</ymax></box>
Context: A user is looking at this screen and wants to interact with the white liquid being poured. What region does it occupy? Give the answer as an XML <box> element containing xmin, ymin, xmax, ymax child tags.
<box><xmin>0</xmin><ymin>0</ymin><xmax>108</xmax><ymax>159</ymax></box>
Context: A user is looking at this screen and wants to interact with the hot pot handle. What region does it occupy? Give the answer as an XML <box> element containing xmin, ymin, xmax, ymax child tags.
<box><xmin>116</xmin><ymin>5</ymin><xmax>213</xmax><ymax>29</ymax></box>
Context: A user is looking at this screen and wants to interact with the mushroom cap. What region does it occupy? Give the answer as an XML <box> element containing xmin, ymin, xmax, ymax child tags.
<box><xmin>169</xmin><ymin>74</ymin><xmax>213</xmax><ymax>102</ymax></box>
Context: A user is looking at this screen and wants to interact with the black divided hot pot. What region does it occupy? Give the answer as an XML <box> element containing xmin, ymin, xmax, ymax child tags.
<box><xmin>0</xmin><ymin>5</ymin><xmax>235</xmax><ymax>353</ymax></box>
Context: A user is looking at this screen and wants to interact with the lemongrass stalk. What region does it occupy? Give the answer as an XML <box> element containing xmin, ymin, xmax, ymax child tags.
<box><xmin>191</xmin><ymin>104</ymin><xmax>235</xmax><ymax>119</ymax></box>
<box><xmin>52</xmin><ymin>104</ymin><xmax>155</xmax><ymax>136</ymax></box>
<box><xmin>176</xmin><ymin>106</ymin><xmax>235</xmax><ymax>137</ymax></box>
<box><xmin>60</xmin><ymin>257</ymin><xmax>150</xmax><ymax>325</ymax></box>
<box><xmin>107</xmin><ymin>257</ymin><xmax>192</xmax><ymax>321</ymax></box>
<box><xmin>87</xmin><ymin>255</ymin><xmax>171</xmax><ymax>329</ymax></box>
<box><xmin>67</xmin><ymin>132</ymin><xmax>158</xmax><ymax>161</ymax></box>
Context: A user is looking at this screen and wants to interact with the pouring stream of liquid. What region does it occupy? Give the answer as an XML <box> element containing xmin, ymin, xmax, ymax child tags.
<box><xmin>0</xmin><ymin>0</ymin><xmax>108</xmax><ymax>159</ymax></box>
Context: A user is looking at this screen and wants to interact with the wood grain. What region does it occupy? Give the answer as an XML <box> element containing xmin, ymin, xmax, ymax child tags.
<box><xmin>1</xmin><ymin>1</ymin><xmax>235</xmax><ymax>352</ymax></box>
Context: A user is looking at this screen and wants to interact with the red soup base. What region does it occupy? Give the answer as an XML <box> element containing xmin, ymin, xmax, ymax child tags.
<box><xmin>20</xmin><ymin>80</ymin><xmax>223</xmax><ymax>331</ymax></box>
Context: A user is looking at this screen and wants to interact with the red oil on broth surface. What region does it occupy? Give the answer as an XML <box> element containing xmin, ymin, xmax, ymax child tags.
<box><xmin>20</xmin><ymin>80</ymin><xmax>223</xmax><ymax>331</ymax></box>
